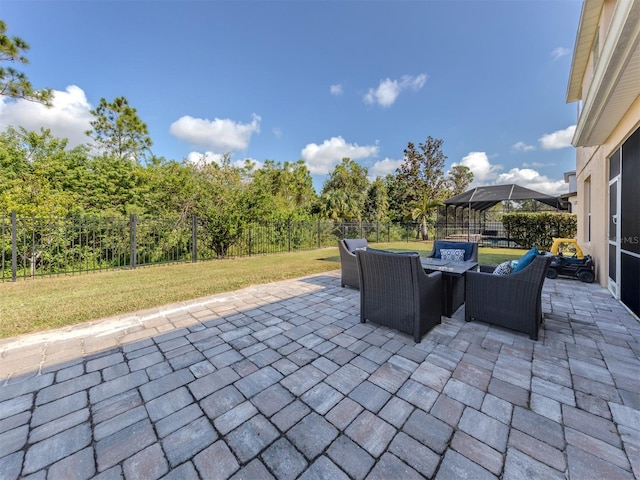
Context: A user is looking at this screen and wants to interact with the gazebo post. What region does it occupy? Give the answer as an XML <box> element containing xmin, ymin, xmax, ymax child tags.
<box><xmin>467</xmin><ymin>201</ymin><xmax>471</xmax><ymax>241</ymax></box>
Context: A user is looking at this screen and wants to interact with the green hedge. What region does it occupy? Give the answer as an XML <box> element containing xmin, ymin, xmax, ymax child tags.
<box><xmin>502</xmin><ymin>212</ymin><xmax>577</xmax><ymax>251</ymax></box>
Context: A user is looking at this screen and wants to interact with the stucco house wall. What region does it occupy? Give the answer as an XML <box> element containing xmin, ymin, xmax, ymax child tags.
<box><xmin>575</xmin><ymin>97</ymin><xmax>640</xmax><ymax>284</ymax></box>
<box><xmin>567</xmin><ymin>0</ymin><xmax>640</xmax><ymax>316</ymax></box>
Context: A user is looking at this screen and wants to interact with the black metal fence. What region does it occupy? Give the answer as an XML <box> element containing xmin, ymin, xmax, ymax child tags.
<box><xmin>1</xmin><ymin>213</ymin><xmax>427</xmax><ymax>282</ymax></box>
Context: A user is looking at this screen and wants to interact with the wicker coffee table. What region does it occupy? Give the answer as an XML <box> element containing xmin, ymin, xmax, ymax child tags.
<box><xmin>421</xmin><ymin>258</ymin><xmax>478</xmax><ymax>317</ymax></box>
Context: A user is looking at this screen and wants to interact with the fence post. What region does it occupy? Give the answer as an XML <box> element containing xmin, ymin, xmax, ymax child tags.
<box><xmin>288</xmin><ymin>219</ymin><xmax>292</xmax><ymax>252</ymax></box>
<box><xmin>11</xmin><ymin>211</ymin><xmax>17</xmax><ymax>282</ymax></box>
<box><xmin>129</xmin><ymin>214</ymin><xmax>137</xmax><ymax>269</ymax></box>
<box><xmin>192</xmin><ymin>216</ymin><xmax>198</xmax><ymax>263</ymax></box>
<box><xmin>317</xmin><ymin>218</ymin><xmax>321</xmax><ymax>249</ymax></box>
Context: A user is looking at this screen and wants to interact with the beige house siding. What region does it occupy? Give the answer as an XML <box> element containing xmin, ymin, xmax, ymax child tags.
<box><xmin>575</xmin><ymin>95</ymin><xmax>640</xmax><ymax>285</ymax></box>
<box><xmin>576</xmin><ymin>152</ymin><xmax>606</xmax><ymax>282</ymax></box>
<box><xmin>567</xmin><ymin>0</ymin><xmax>640</xmax><ymax>316</ymax></box>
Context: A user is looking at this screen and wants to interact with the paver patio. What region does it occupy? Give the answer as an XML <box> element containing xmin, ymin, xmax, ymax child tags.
<box><xmin>0</xmin><ymin>270</ymin><xmax>638</xmax><ymax>479</ymax></box>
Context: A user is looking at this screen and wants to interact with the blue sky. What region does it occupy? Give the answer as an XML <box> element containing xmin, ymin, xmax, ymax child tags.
<box><xmin>0</xmin><ymin>0</ymin><xmax>583</xmax><ymax>195</ymax></box>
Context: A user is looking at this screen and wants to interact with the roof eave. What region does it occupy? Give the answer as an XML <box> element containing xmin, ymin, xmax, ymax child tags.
<box><xmin>572</xmin><ymin>0</ymin><xmax>640</xmax><ymax>146</ymax></box>
<box><xmin>567</xmin><ymin>0</ymin><xmax>604</xmax><ymax>103</ymax></box>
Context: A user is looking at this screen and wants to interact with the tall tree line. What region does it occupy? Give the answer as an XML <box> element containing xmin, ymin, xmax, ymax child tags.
<box><xmin>0</xmin><ymin>126</ymin><xmax>320</xmax><ymax>221</ymax></box>
<box><xmin>0</xmin><ymin>123</ymin><xmax>473</xmax><ymax>227</ymax></box>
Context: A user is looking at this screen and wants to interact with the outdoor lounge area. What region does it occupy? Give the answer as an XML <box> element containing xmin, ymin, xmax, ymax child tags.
<box><xmin>0</xmin><ymin>269</ymin><xmax>638</xmax><ymax>479</ymax></box>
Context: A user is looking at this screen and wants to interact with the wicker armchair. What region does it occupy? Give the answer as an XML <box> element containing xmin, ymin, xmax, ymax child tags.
<box><xmin>464</xmin><ymin>254</ymin><xmax>552</xmax><ymax>340</ymax></box>
<box><xmin>356</xmin><ymin>249</ymin><xmax>442</xmax><ymax>343</ymax></box>
<box><xmin>338</xmin><ymin>238</ymin><xmax>368</xmax><ymax>289</ymax></box>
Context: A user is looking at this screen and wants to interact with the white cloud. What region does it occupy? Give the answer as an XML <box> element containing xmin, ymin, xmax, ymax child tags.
<box><xmin>185</xmin><ymin>150</ymin><xmax>263</xmax><ymax>170</ymax></box>
<box><xmin>169</xmin><ymin>113</ymin><xmax>261</xmax><ymax>151</ymax></box>
<box><xmin>272</xmin><ymin>127</ymin><xmax>283</xmax><ymax>139</ymax></box>
<box><xmin>242</xmin><ymin>157</ymin><xmax>264</xmax><ymax>170</ymax></box>
<box><xmin>369</xmin><ymin>157</ymin><xmax>403</xmax><ymax>178</ymax></box>
<box><xmin>363</xmin><ymin>74</ymin><xmax>427</xmax><ymax>107</ymax></box>
<box><xmin>452</xmin><ymin>151</ymin><xmax>567</xmax><ymax>196</ymax></box>
<box><xmin>512</xmin><ymin>141</ymin><xmax>535</xmax><ymax>152</ymax></box>
<box><xmin>496</xmin><ymin>167</ymin><xmax>568</xmax><ymax>196</ymax></box>
<box><xmin>186</xmin><ymin>151</ymin><xmax>226</xmax><ymax>165</ymax></box>
<box><xmin>300</xmin><ymin>136</ymin><xmax>379</xmax><ymax>174</ymax></box>
<box><xmin>330</xmin><ymin>84</ymin><xmax>343</xmax><ymax>95</ymax></box>
<box><xmin>538</xmin><ymin>125</ymin><xmax>576</xmax><ymax>150</ymax></box>
<box><xmin>551</xmin><ymin>47</ymin><xmax>571</xmax><ymax>60</ymax></box>
<box><xmin>0</xmin><ymin>85</ymin><xmax>93</xmax><ymax>148</ymax></box>
<box><xmin>454</xmin><ymin>151</ymin><xmax>502</xmax><ymax>183</ymax></box>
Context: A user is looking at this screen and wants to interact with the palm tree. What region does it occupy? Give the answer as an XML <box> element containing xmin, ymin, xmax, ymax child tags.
<box><xmin>409</xmin><ymin>194</ymin><xmax>443</xmax><ymax>240</ymax></box>
<box><xmin>319</xmin><ymin>190</ymin><xmax>360</xmax><ymax>222</ymax></box>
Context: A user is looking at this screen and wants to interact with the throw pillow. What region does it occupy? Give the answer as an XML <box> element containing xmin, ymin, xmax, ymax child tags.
<box><xmin>440</xmin><ymin>248</ymin><xmax>465</xmax><ymax>261</ymax></box>
<box><xmin>511</xmin><ymin>248</ymin><xmax>540</xmax><ymax>273</ymax></box>
<box><xmin>492</xmin><ymin>260</ymin><xmax>513</xmax><ymax>275</ymax></box>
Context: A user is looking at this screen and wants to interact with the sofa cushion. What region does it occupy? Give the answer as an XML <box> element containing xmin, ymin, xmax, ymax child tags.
<box><xmin>434</xmin><ymin>241</ymin><xmax>473</xmax><ymax>260</ymax></box>
<box><xmin>492</xmin><ymin>260</ymin><xmax>513</xmax><ymax>275</ymax></box>
<box><xmin>440</xmin><ymin>248</ymin><xmax>465</xmax><ymax>262</ymax></box>
<box><xmin>511</xmin><ymin>248</ymin><xmax>540</xmax><ymax>273</ymax></box>
<box><xmin>344</xmin><ymin>238</ymin><xmax>368</xmax><ymax>253</ymax></box>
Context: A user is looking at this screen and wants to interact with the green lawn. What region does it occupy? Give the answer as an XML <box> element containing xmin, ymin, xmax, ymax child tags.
<box><xmin>0</xmin><ymin>242</ymin><xmax>525</xmax><ymax>339</ymax></box>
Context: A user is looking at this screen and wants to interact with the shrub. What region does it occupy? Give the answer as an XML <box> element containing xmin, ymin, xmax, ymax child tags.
<box><xmin>502</xmin><ymin>212</ymin><xmax>577</xmax><ymax>250</ymax></box>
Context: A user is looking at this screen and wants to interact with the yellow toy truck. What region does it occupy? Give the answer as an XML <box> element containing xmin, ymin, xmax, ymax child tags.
<box><xmin>546</xmin><ymin>238</ymin><xmax>595</xmax><ymax>283</ymax></box>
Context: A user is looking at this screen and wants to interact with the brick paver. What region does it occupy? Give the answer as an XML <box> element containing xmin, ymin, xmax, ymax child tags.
<box><xmin>0</xmin><ymin>271</ymin><xmax>638</xmax><ymax>479</ymax></box>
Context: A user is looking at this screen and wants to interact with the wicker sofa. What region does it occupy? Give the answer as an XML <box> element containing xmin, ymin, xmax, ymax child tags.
<box><xmin>356</xmin><ymin>249</ymin><xmax>442</xmax><ymax>343</ymax></box>
<box><xmin>464</xmin><ymin>254</ymin><xmax>552</xmax><ymax>340</ymax></box>
<box><xmin>427</xmin><ymin>240</ymin><xmax>478</xmax><ymax>262</ymax></box>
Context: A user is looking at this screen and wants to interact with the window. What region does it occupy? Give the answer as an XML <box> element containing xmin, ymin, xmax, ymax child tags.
<box><xmin>585</xmin><ymin>176</ymin><xmax>591</xmax><ymax>243</ymax></box>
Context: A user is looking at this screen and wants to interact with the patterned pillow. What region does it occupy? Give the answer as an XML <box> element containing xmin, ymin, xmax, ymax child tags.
<box><xmin>440</xmin><ymin>248</ymin><xmax>465</xmax><ymax>261</ymax></box>
<box><xmin>493</xmin><ymin>260</ymin><xmax>513</xmax><ymax>275</ymax></box>
<box><xmin>434</xmin><ymin>241</ymin><xmax>473</xmax><ymax>260</ymax></box>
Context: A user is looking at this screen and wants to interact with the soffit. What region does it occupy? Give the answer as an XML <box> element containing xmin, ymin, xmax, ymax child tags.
<box><xmin>567</xmin><ymin>0</ymin><xmax>604</xmax><ymax>102</ymax></box>
<box><xmin>573</xmin><ymin>0</ymin><xmax>640</xmax><ymax>147</ymax></box>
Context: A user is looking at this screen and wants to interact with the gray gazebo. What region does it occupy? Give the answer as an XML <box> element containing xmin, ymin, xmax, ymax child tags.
<box><xmin>445</xmin><ymin>184</ymin><xmax>566</xmax><ymax>211</ymax></box>
<box><xmin>438</xmin><ymin>184</ymin><xmax>568</xmax><ymax>245</ymax></box>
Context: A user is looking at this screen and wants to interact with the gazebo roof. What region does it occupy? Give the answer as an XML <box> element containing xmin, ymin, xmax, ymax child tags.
<box><xmin>445</xmin><ymin>184</ymin><xmax>567</xmax><ymax>212</ymax></box>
